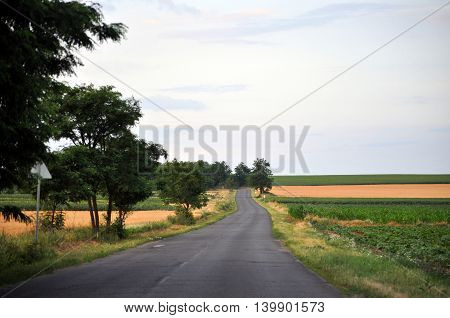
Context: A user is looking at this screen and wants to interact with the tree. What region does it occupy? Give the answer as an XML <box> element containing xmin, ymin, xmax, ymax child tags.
<box><xmin>209</xmin><ymin>161</ymin><xmax>232</xmax><ymax>188</ymax></box>
<box><xmin>102</xmin><ymin>132</ymin><xmax>167</xmax><ymax>227</ymax></box>
<box><xmin>157</xmin><ymin>160</ymin><xmax>208</xmax><ymax>224</ymax></box>
<box><xmin>0</xmin><ymin>0</ymin><xmax>126</xmax><ymax>191</ymax></box>
<box><xmin>53</xmin><ymin>84</ymin><xmax>142</xmax><ymax>230</ymax></box>
<box><xmin>248</xmin><ymin>158</ymin><xmax>273</xmax><ymax>196</ymax></box>
<box><xmin>233</xmin><ymin>162</ymin><xmax>251</xmax><ymax>187</ymax></box>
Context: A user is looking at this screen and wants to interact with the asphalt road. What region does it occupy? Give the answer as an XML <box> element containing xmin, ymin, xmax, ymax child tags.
<box><xmin>3</xmin><ymin>188</ymin><xmax>340</xmax><ymax>297</ymax></box>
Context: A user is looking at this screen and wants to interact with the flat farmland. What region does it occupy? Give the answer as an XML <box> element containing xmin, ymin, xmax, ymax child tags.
<box><xmin>0</xmin><ymin>210</ymin><xmax>175</xmax><ymax>235</ymax></box>
<box><xmin>273</xmin><ymin>174</ymin><xmax>450</xmax><ymax>186</ymax></box>
<box><xmin>271</xmin><ymin>184</ymin><xmax>450</xmax><ymax>198</ymax></box>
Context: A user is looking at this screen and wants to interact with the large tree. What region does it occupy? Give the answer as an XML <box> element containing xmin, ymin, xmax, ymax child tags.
<box><xmin>53</xmin><ymin>84</ymin><xmax>142</xmax><ymax>230</ymax></box>
<box><xmin>248</xmin><ymin>158</ymin><xmax>273</xmax><ymax>196</ymax></box>
<box><xmin>0</xmin><ymin>0</ymin><xmax>126</xmax><ymax>191</ymax></box>
<box><xmin>157</xmin><ymin>160</ymin><xmax>208</xmax><ymax>225</ymax></box>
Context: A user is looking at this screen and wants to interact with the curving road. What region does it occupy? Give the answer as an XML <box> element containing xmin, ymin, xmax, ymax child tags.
<box><xmin>3</xmin><ymin>188</ymin><xmax>340</xmax><ymax>297</ymax></box>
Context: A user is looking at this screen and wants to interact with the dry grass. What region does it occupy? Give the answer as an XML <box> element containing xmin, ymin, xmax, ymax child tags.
<box><xmin>271</xmin><ymin>184</ymin><xmax>450</xmax><ymax>198</ymax></box>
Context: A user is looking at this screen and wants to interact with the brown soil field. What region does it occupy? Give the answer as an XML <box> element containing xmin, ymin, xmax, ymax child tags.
<box><xmin>271</xmin><ymin>184</ymin><xmax>450</xmax><ymax>198</ymax></box>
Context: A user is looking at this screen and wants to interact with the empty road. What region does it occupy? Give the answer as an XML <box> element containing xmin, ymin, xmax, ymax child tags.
<box><xmin>3</xmin><ymin>189</ymin><xmax>340</xmax><ymax>297</ymax></box>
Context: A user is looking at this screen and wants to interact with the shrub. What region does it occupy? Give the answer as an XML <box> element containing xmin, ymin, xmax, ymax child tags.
<box><xmin>40</xmin><ymin>211</ymin><xmax>65</xmax><ymax>231</ymax></box>
<box><xmin>110</xmin><ymin>217</ymin><xmax>128</xmax><ymax>239</ymax></box>
<box><xmin>217</xmin><ymin>201</ymin><xmax>234</xmax><ymax>212</ymax></box>
<box><xmin>288</xmin><ymin>205</ymin><xmax>308</xmax><ymax>220</ymax></box>
<box><xmin>168</xmin><ymin>207</ymin><xmax>196</xmax><ymax>225</ymax></box>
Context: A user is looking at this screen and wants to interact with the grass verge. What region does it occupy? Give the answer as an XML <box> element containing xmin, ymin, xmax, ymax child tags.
<box><xmin>0</xmin><ymin>190</ymin><xmax>237</xmax><ymax>288</ymax></box>
<box><xmin>254</xmin><ymin>196</ymin><xmax>449</xmax><ymax>297</ymax></box>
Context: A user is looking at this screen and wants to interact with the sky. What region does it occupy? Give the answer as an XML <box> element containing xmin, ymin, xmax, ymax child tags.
<box><xmin>63</xmin><ymin>0</ymin><xmax>450</xmax><ymax>174</ymax></box>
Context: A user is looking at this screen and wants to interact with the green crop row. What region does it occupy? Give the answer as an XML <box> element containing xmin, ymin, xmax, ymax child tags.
<box><xmin>268</xmin><ymin>196</ymin><xmax>450</xmax><ymax>205</ymax></box>
<box><xmin>312</xmin><ymin>222</ymin><xmax>450</xmax><ymax>275</ymax></box>
<box><xmin>0</xmin><ymin>195</ymin><xmax>174</xmax><ymax>211</ymax></box>
<box><xmin>292</xmin><ymin>204</ymin><xmax>450</xmax><ymax>224</ymax></box>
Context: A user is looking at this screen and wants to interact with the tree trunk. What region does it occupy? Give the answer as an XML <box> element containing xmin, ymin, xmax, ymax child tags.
<box><xmin>106</xmin><ymin>195</ymin><xmax>113</xmax><ymax>227</ymax></box>
<box><xmin>87</xmin><ymin>198</ymin><xmax>95</xmax><ymax>229</ymax></box>
<box><xmin>92</xmin><ymin>195</ymin><xmax>100</xmax><ymax>231</ymax></box>
<box><xmin>51</xmin><ymin>206</ymin><xmax>56</xmax><ymax>225</ymax></box>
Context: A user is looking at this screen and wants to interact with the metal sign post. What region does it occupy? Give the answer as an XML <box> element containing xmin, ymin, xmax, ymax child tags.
<box><xmin>31</xmin><ymin>162</ymin><xmax>51</xmax><ymax>243</ymax></box>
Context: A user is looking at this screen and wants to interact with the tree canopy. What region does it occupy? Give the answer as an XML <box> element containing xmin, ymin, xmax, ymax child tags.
<box><xmin>248</xmin><ymin>158</ymin><xmax>273</xmax><ymax>196</ymax></box>
<box><xmin>0</xmin><ymin>0</ymin><xmax>126</xmax><ymax>190</ymax></box>
<box><xmin>157</xmin><ymin>160</ymin><xmax>209</xmax><ymax>224</ymax></box>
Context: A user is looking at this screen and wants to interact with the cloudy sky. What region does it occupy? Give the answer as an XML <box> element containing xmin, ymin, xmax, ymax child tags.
<box><xmin>65</xmin><ymin>0</ymin><xmax>450</xmax><ymax>174</ymax></box>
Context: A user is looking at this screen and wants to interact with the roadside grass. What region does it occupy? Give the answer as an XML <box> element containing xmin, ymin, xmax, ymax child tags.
<box><xmin>255</xmin><ymin>198</ymin><xmax>449</xmax><ymax>297</ymax></box>
<box><xmin>0</xmin><ymin>194</ymin><xmax>174</xmax><ymax>211</ymax></box>
<box><xmin>0</xmin><ymin>190</ymin><xmax>237</xmax><ymax>288</ymax></box>
<box><xmin>273</xmin><ymin>174</ymin><xmax>450</xmax><ymax>186</ymax></box>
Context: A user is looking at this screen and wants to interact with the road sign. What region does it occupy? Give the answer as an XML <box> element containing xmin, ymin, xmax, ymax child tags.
<box><xmin>30</xmin><ymin>162</ymin><xmax>52</xmax><ymax>242</ymax></box>
<box><xmin>31</xmin><ymin>162</ymin><xmax>52</xmax><ymax>179</ymax></box>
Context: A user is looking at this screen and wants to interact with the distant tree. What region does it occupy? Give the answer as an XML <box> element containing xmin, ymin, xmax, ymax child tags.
<box><xmin>233</xmin><ymin>162</ymin><xmax>251</xmax><ymax>187</ymax></box>
<box><xmin>209</xmin><ymin>161</ymin><xmax>232</xmax><ymax>187</ymax></box>
<box><xmin>0</xmin><ymin>0</ymin><xmax>126</xmax><ymax>191</ymax></box>
<box><xmin>157</xmin><ymin>160</ymin><xmax>208</xmax><ymax>224</ymax></box>
<box><xmin>248</xmin><ymin>158</ymin><xmax>273</xmax><ymax>196</ymax></box>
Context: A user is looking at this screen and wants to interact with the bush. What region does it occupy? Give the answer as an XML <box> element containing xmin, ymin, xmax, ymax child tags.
<box><xmin>288</xmin><ymin>205</ymin><xmax>308</xmax><ymax>220</ymax></box>
<box><xmin>168</xmin><ymin>208</ymin><xmax>196</xmax><ymax>225</ymax></box>
<box><xmin>110</xmin><ymin>217</ymin><xmax>128</xmax><ymax>239</ymax></box>
<box><xmin>217</xmin><ymin>201</ymin><xmax>234</xmax><ymax>212</ymax></box>
<box><xmin>40</xmin><ymin>211</ymin><xmax>65</xmax><ymax>231</ymax></box>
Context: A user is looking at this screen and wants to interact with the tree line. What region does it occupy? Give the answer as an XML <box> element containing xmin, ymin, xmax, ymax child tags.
<box><xmin>0</xmin><ymin>0</ymin><xmax>273</xmax><ymax>237</ymax></box>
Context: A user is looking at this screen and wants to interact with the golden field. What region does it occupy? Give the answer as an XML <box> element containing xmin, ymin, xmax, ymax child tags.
<box><xmin>0</xmin><ymin>210</ymin><xmax>175</xmax><ymax>236</ymax></box>
<box><xmin>0</xmin><ymin>190</ymin><xmax>229</xmax><ymax>236</ymax></box>
<box><xmin>271</xmin><ymin>184</ymin><xmax>450</xmax><ymax>198</ymax></box>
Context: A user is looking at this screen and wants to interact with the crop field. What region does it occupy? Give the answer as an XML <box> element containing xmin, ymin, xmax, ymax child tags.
<box><xmin>271</xmin><ymin>184</ymin><xmax>450</xmax><ymax>198</ymax></box>
<box><xmin>273</xmin><ymin>174</ymin><xmax>450</xmax><ymax>186</ymax></box>
<box><xmin>0</xmin><ymin>210</ymin><xmax>176</xmax><ymax>235</ymax></box>
<box><xmin>268</xmin><ymin>196</ymin><xmax>450</xmax><ymax>205</ymax></box>
<box><xmin>293</xmin><ymin>204</ymin><xmax>450</xmax><ymax>224</ymax></box>
<box><xmin>266</xmin><ymin>178</ymin><xmax>450</xmax><ymax>294</ymax></box>
<box><xmin>0</xmin><ymin>190</ymin><xmax>228</xmax><ymax>236</ymax></box>
<box><xmin>282</xmin><ymin>197</ymin><xmax>450</xmax><ymax>278</ymax></box>
<box><xmin>312</xmin><ymin>223</ymin><xmax>449</xmax><ymax>275</ymax></box>
<box><xmin>0</xmin><ymin>194</ymin><xmax>173</xmax><ymax>211</ymax></box>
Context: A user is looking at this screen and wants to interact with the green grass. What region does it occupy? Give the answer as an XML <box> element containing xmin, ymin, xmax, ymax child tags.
<box><xmin>0</xmin><ymin>194</ymin><xmax>174</xmax><ymax>211</ymax></box>
<box><xmin>269</xmin><ymin>196</ymin><xmax>450</xmax><ymax>205</ymax></box>
<box><xmin>0</xmin><ymin>190</ymin><xmax>237</xmax><ymax>287</ymax></box>
<box><xmin>255</xmin><ymin>197</ymin><xmax>449</xmax><ymax>297</ymax></box>
<box><xmin>273</xmin><ymin>174</ymin><xmax>450</xmax><ymax>186</ymax></box>
<box><xmin>295</xmin><ymin>204</ymin><xmax>450</xmax><ymax>224</ymax></box>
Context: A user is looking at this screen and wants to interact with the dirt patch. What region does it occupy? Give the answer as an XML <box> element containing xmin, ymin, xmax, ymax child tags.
<box><xmin>271</xmin><ymin>184</ymin><xmax>450</xmax><ymax>198</ymax></box>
